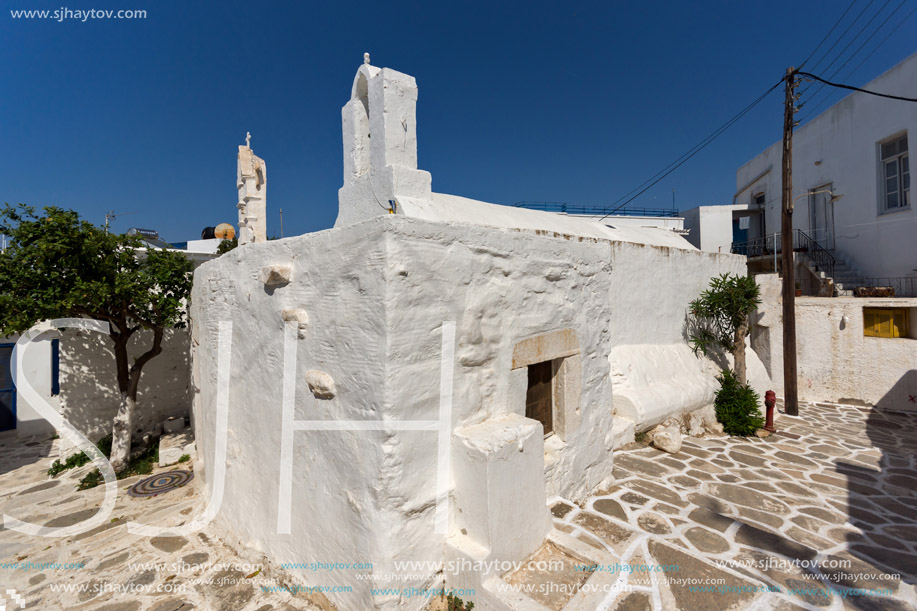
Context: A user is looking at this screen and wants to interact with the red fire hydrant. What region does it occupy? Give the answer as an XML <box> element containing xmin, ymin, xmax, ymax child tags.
<box><xmin>764</xmin><ymin>390</ymin><xmax>777</xmax><ymax>433</ymax></box>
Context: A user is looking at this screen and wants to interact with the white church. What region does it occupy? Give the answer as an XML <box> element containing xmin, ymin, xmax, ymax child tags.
<box><xmin>189</xmin><ymin>56</ymin><xmax>772</xmax><ymax>610</ymax></box>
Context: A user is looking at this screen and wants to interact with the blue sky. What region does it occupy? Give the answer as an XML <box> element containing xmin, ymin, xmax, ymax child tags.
<box><xmin>2</xmin><ymin>0</ymin><xmax>914</xmax><ymax>241</ymax></box>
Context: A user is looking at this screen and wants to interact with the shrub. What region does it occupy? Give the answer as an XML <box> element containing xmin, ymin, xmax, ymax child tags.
<box><xmin>178</xmin><ymin>454</ymin><xmax>191</xmax><ymax>463</ymax></box>
<box><xmin>714</xmin><ymin>369</ymin><xmax>764</xmax><ymax>436</ymax></box>
<box><xmin>447</xmin><ymin>594</ymin><xmax>474</xmax><ymax>611</ymax></box>
<box><xmin>77</xmin><ymin>469</ymin><xmax>103</xmax><ymax>490</ymax></box>
<box><xmin>77</xmin><ymin>441</ymin><xmax>159</xmax><ymax>490</ymax></box>
<box><xmin>47</xmin><ymin>434</ymin><xmax>113</xmax><ymax>477</ymax></box>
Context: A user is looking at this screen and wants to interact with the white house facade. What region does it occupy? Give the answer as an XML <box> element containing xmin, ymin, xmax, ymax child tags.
<box><xmin>686</xmin><ymin>52</ymin><xmax>916</xmax><ymax>297</ymax></box>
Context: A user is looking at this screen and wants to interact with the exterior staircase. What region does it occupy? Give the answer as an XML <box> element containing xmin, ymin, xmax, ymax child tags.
<box><xmin>826</xmin><ymin>254</ymin><xmax>863</xmax><ymax>297</ymax></box>
<box><xmin>799</xmin><ymin>252</ymin><xmax>864</xmax><ymax>297</ymax></box>
<box><xmin>732</xmin><ymin>230</ymin><xmax>868</xmax><ymax>297</ymax></box>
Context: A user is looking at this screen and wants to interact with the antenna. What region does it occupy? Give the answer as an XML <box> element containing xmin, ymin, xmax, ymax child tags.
<box><xmin>104</xmin><ymin>210</ymin><xmax>139</xmax><ymax>233</ymax></box>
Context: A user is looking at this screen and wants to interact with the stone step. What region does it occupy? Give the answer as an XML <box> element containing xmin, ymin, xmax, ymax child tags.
<box><xmin>611</xmin><ymin>416</ymin><xmax>636</xmax><ymax>450</ymax></box>
<box><xmin>159</xmin><ymin>428</ymin><xmax>196</xmax><ymax>467</ymax></box>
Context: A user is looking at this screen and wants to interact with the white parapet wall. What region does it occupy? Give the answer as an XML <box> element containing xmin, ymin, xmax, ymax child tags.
<box><xmin>607</xmin><ymin>241</ymin><xmax>773</xmax><ymax>430</ymax></box>
<box><xmin>753</xmin><ymin>273</ymin><xmax>917</xmax><ymax>409</ymax></box>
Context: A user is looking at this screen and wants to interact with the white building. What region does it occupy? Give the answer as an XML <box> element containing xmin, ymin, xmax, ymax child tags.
<box><xmin>190</xmin><ymin>57</ymin><xmax>771</xmax><ymax>610</ymax></box>
<box><xmin>684</xmin><ymin>53</ymin><xmax>916</xmax><ymax>296</ymax></box>
<box><xmin>1</xmin><ymin>240</ymin><xmax>220</xmax><ymax>443</ymax></box>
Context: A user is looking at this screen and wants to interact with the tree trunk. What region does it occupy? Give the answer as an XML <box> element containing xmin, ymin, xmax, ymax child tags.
<box><xmin>110</xmin><ymin>391</ymin><xmax>136</xmax><ymax>474</ymax></box>
<box><xmin>110</xmin><ymin>334</ymin><xmax>133</xmax><ymax>473</ymax></box>
<box><xmin>734</xmin><ymin>318</ymin><xmax>748</xmax><ymax>386</ymax></box>
<box><xmin>109</xmin><ymin>327</ymin><xmax>164</xmax><ymax>474</ymax></box>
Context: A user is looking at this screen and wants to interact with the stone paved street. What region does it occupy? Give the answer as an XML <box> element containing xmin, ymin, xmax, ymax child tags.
<box><xmin>0</xmin><ymin>438</ymin><xmax>331</xmax><ymax>611</ymax></box>
<box><xmin>2</xmin><ymin>400</ymin><xmax>916</xmax><ymax>610</ymax></box>
<box><xmin>550</xmin><ymin>401</ymin><xmax>917</xmax><ymax>610</ymax></box>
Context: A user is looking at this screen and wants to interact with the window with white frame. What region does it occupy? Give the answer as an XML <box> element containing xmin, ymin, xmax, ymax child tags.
<box><xmin>880</xmin><ymin>133</ymin><xmax>909</xmax><ymax>211</ymax></box>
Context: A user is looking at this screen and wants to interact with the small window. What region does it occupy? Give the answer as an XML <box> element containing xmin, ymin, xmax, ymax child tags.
<box><xmin>880</xmin><ymin>134</ymin><xmax>909</xmax><ymax>212</ymax></box>
<box><xmin>753</xmin><ymin>193</ymin><xmax>765</xmax><ymax>208</ymax></box>
<box><xmin>863</xmin><ymin>308</ymin><xmax>909</xmax><ymax>338</ymax></box>
<box><xmin>525</xmin><ymin>361</ymin><xmax>554</xmax><ymax>436</ymax></box>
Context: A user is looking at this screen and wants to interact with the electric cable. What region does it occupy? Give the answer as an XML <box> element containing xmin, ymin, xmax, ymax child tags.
<box><xmin>598</xmin><ymin>79</ymin><xmax>783</xmax><ymax>220</ymax></box>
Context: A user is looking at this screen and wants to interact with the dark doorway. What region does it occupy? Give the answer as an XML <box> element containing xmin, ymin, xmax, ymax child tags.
<box><xmin>526</xmin><ymin>360</ymin><xmax>554</xmax><ymax>436</ymax></box>
<box><xmin>0</xmin><ymin>344</ymin><xmax>16</xmax><ymax>432</ymax></box>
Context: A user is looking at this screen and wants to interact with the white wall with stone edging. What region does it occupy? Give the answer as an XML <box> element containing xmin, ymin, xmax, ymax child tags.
<box><xmin>752</xmin><ymin>273</ymin><xmax>917</xmax><ymax>409</ymax></box>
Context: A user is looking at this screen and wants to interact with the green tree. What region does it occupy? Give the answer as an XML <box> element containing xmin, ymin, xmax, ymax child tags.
<box><xmin>216</xmin><ymin>236</ymin><xmax>237</xmax><ymax>254</ymax></box>
<box><xmin>688</xmin><ymin>273</ymin><xmax>761</xmax><ymax>385</ymax></box>
<box><xmin>0</xmin><ymin>205</ymin><xmax>192</xmax><ymax>473</ymax></box>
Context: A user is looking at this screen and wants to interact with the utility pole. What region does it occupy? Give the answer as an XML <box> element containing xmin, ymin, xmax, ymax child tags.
<box><xmin>781</xmin><ymin>66</ymin><xmax>800</xmax><ymax>417</ymax></box>
<box><xmin>279</xmin><ymin>208</ymin><xmax>284</xmax><ymax>238</ymax></box>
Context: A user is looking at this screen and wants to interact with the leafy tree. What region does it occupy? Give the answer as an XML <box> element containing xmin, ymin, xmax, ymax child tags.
<box><xmin>0</xmin><ymin>205</ymin><xmax>192</xmax><ymax>473</ymax></box>
<box><xmin>216</xmin><ymin>236</ymin><xmax>237</xmax><ymax>254</ymax></box>
<box><xmin>688</xmin><ymin>273</ymin><xmax>761</xmax><ymax>385</ymax></box>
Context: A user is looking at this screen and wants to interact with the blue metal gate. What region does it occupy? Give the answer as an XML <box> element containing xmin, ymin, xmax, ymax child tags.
<box><xmin>0</xmin><ymin>344</ymin><xmax>15</xmax><ymax>432</ymax></box>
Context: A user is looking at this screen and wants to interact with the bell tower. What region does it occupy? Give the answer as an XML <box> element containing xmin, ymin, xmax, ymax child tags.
<box><xmin>335</xmin><ymin>54</ymin><xmax>432</xmax><ymax>227</ymax></box>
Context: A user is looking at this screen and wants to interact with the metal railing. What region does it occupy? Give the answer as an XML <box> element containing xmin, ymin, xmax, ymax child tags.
<box><xmin>731</xmin><ymin>229</ymin><xmax>835</xmax><ymax>279</ymax></box>
<box><xmin>512</xmin><ymin>201</ymin><xmax>680</xmax><ymax>218</ymax></box>
<box><xmin>840</xmin><ymin>277</ymin><xmax>917</xmax><ymax>298</ymax></box>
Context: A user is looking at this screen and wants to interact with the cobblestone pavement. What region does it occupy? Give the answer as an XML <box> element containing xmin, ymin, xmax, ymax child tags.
<box><xmin>551</xmin><ymin>402</ymin><xmax>917</xmax><ymax>610</ymax></box>
<box><xmin>3</xmin><ymin>400</ymin><xmax>915</xmax><ymax>611</ymax></box>
<box><xmin>0</xmin><ymin>438</ymin><xmax>332</xmax><ymax>611</ymax></box>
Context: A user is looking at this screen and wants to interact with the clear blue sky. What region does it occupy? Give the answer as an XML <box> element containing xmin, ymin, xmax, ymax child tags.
<box><xmin>2</xmin><ymin>0</ymin><xmax>914</xmax><ymax>241</ymax></box>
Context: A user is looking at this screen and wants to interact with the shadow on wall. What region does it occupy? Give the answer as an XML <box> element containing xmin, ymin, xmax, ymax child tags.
<box><xmin>59</xmin><ymin>328</ymin><xmax>191</xmax><ymax>442</ymax></box>
<box><xmin>681</xmin><ymin>312</ymin><xmax>732</xmax><ymax>373</ymax></box>
<box><xmin>835</xmin><ymin>372</ymin><xmax>917</xmax><ymax>593</ymax></box>
<box><xmin>874</xmin><ymin>369</ymin><xmax>917</xmax><ymax>411</ymax></box>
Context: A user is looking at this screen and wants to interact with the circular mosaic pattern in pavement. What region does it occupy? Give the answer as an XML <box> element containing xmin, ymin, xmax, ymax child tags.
<box><xmin>128</xmin><ymin>470</ymin><xmax>194</xmax><ymax>498</ymax></box>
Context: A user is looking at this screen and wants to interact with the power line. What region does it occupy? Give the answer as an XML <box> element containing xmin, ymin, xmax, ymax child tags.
<box><xmin>799</xmin><ymin>0</ymin><xmax>862</xmax><ymax>71</ymax></box>
<box><xmin>598</xmin><ymin>2</ymin><xmax>907</xmax><ymax>218</ymax></box>
<box><xmin>798</xmin><ymin>0</ymin><xmax>906</xmax><ymax>117</ymax></box>
<box><xmin>598</xmin><ymin>78</ymin><xmax>784</xmax><ymax>220</ymax></box>
<box><xmin>801</xmin><ymin>0</ymin><xmax>877</xmax><ymax>87</ymax></box>
<box><xmin>814</xmin><ymin>0</ymin><xmax>893</xmax><ymax>79</ymax></box>
<box><xmin>797</xmin><ymin>70</ymin><xmax>917</xmax><ymax>102</ymax></box>
<box><xmin>798</xmin><ymin>0</ymin><xmax>915</xmax><ymax>122</ymax></box>
<box><xmin>844</xmin><ymin>3</ymin><xmax>917</xmax><ymax>79</ymax></box>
